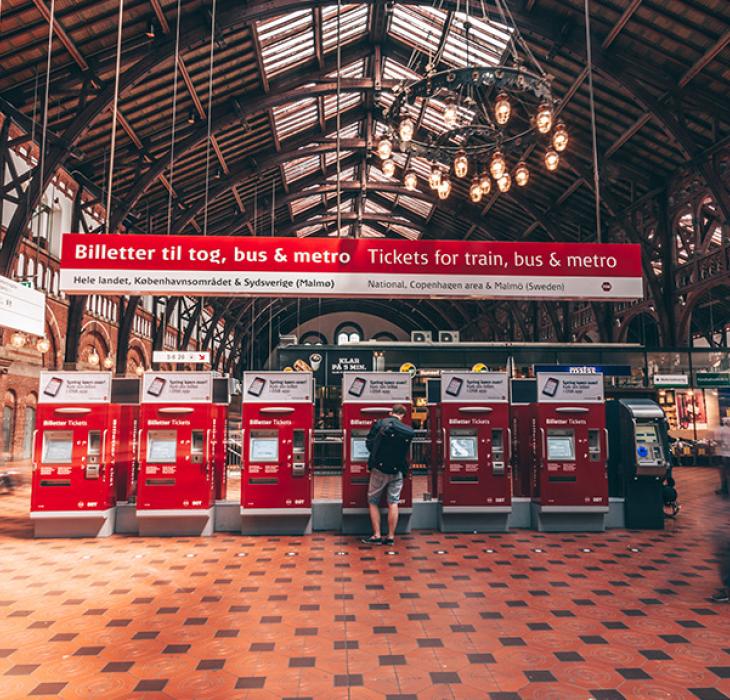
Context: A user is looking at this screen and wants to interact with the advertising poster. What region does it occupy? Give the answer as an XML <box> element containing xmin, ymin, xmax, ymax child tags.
<box><xmin>38</xmin><ymin>371</ymin><xmax>112</xmax><ymax>404</ymax></box>
<box><xmin>342</xmin><ymin>372</ymin><xmax>412</xmax><ymax>403</ymax></box>
<box><xmin>440</xmin><ymin>372</ymin><xmax>509</xmax><ymax>403</ymax></box>
<box><xmin>0</xmin><ymin>274</ymin><xmax>46</xmax><ymax>335</ymax></box>
<box><xmin>677</xmin><ymin>390</ymin><xmax>707</xmax><ymax>429</ymax></box>
<box><xmin>60</xmin><ymin>234</ymin><xmax>644</xmax><ymax>301</ymax></box>
<box><xmin>242</xmin><ymin>372</ymin><xmax>313</xmax><ymax>403</ymax></box>
<box><xmin>536</xmin><ymin>372</ymin><xmax>604</xmax><ymax>403</ymax></box>
<box><xmin>141</xmin><ymin>372</ymin><xmax>212</xmax><ymax>403</ymax></box>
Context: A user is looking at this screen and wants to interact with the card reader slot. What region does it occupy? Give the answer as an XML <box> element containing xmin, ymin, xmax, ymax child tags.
<box><xmin>248</xmin><ymin>477</ymin><xmax>279</xmax><ymax>485</ymax></box>
<box><xmin>40</xmin><ymin>479</ymin><xmax>71</xmax><ymax>487</ymax></box>
<box><xmin>351</xmin><ymin>477</ymin><xmax>370</xmax><ymax>484</ymax></box>
<box><xmin>450</xmin><ymin>475</ymin><xmax>479</xmax><ymax>483</ymax></box>
<box><xmin>146</xmin><ymin>478</ymin><xmax>176</xmax><ymax>486</ymax></box>
<box><xmin>548</xmin><ymin>475</ymin><xmax>577</xmax><ymax>482</ymax></box>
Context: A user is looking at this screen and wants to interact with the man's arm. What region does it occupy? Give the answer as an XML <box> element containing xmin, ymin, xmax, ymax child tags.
<box><xmin>365</xmin><ymin>419</ymin><xmax>381</xmax><ymax>452</ymax></box>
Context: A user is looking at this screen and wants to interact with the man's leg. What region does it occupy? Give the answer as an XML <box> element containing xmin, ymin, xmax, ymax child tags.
<box><xmin>386</xmin><ymin>503</ymin><xmax>398</xmax><ymax>540</ymax></box>
<box><xmin>369</xmin><ymin>501</ymin><xmax>382</xmax><ymax>539</ymax></box>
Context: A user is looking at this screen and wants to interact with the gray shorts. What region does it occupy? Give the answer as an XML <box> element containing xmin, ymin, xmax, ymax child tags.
<box><xmin>367</xmin><ymin>468</ymin><xmax>404</xmax><ymax>505</ymax></box>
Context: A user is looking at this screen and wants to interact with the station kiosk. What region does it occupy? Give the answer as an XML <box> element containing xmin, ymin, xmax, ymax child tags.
<box><xmin>135</xmin><ymin>372</ymin><xmax>218</xmax><ymax>536</ymax></box>
<box><xmin>607</xmin><ymin>398</ymin><xmax>670</xmax><ymax>529</ymax></box>
<box><xmin>110</xmin><ymin>378</ymin><xmax>140</xmax><ymax>504</ymax></box>
<box><xmin>530</xmin><ymin>372</ymin><xmax>609</xmax><ymax>531</ymax></box>
<box><xmin>31</xmin><ymin>372</ymin><xmax>118</xmax><ymax>537</ymax></box>
<box><xmin>341</xmin><ymin>372</ymin><xmax>413</xmax><ymax>534</ymax></box>
<box><xmin>437</xmin><ymin>372</ymin><xmax>512</xmax><ymax>532</ymax></box>
<box><xmin>241</xmin><ymin>372</ymin><xmax>314</xmax><ymax>535</ymax></box>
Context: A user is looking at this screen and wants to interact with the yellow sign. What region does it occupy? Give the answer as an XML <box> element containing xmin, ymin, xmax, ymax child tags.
<box><xmin>400</xmin><ymin>362</ymin><xmax>417</xmax><ymax>377</ymax></box>
<box><xmin>471</xmin><ymin>362</ymin><xmax>489</xmax><ymax>373</ymax></box>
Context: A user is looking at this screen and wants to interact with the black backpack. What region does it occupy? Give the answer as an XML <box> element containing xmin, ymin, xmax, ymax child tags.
<box><xmin>368</xmin><ymin>417</ymin><xmax>415</xmax><ymax>475</ymax></box>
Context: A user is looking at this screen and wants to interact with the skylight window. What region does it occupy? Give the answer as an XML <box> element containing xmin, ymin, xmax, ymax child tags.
<box><xmin>322</xmin><ymin>5</ymin><xmax>369</xmax><ymax>53</ymax></box>
<box><xmin>257</xmin><ymin>10</ymin><xmax>315</xmax><ymax>78</ymax></box>
<box><xmin>290</xmin><ymin>194</ymin><xmax>323</xmax><ymax>217</ymax></box>
<box><xmin>272</xmin><ymin>96</ymin><xmax>318</xmax><ymax>139</ymax></box>
<box><xmin>388</xmin><ymin>5</ymin><xmax>511</xmax><ymax>69</ymax></box>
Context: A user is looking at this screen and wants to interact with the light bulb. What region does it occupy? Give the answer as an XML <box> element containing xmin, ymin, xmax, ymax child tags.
<box><xmin>10</xmin><ymin>331</ymin><xmax>26</xmax><ymax>349</ymax></box>
<box><xmin>552</xmin><ymin>122</ymin><xmax>568</xmax><ymax>152</ymax></box>
<box><xmin>544</xmin><ymin>149</ymin><xmax>560</xmax><ymax>171</ymax></box>
<box><xmin>404</xmin><ymin>170</ymin><xmax>418</xmax><ymax>191</ymax></box>
<box><xmin>437</xmin><ymin>176</ymin><xmax>451</xmax><ymax>200</ymax></box>
<box><xmin>428</xmin><ymin>164</ymin><xmax>442</xmax><ymax>190</ymax></box>
<box><xmin>135</xmin><ymin>365</ymin><xmax>145</xmax><ymax>377</ymax></box>
<box><xmin>453</xmin><ymin>149</ymin><xmax>468</xmax><ymax>179</ymax></box>
<box><xmin>514</xmin><ymin>162</ymin><xmax>530</xmax><ymax>187</ymax></box>
<box><xmin>497</xmin><ymin>173</ymin><xmax>512</xmax><ymax>193</ymax></box>
<box><xmin>469</xmin><ymin>177</ymin><xmax>483</xmax><ymax>203</ymax></box>
<box><xmin>494</xmin><ymin>92</ymin><xmax>511</xmax><ymax>125</ymax></box>
<box><xmin>536</xmin><ymin>103</ymin><xmax>553</xmax><ymax>134</ymax></box>
<box><xmin>490</xmin><ymin>151</ymin><xmax>506</xmax><ymax>180</ymax></box>
<box><xmin>444</xmin><ymin>99</ymin><xmax>458</xmax><ymax>128</ymax></box>
<box><xmin>88</xmin><ymin>349</ymin><xmax>100</xmax><ymax>366</ymax></box>
<box><xmin>479</xmin><ymin>171</ymin><xmax>491</xmax><ymax>194</ymax></box>
<box><xmin>377</xmin><ymin>138</ymin><xmax>393</xmax><ymax>160</ymax></box>
<box><xmin>398</xmin><ymin>116</ymin><xmax>415</xmax><ymax>143</ymax></box>
<box><xmin>36</xmin><ymin>337</ymin><xmax>51</xmax><ymax>353</ymax></box>
<box><xmin>103</xmin><ymin>356</ymin><xmax>114</xmax><ymax>370</ymax></box>
<box><xmin>382</xmin><ymin>158</ymin><xmax>396</xmax><ymax>177</ymax></box>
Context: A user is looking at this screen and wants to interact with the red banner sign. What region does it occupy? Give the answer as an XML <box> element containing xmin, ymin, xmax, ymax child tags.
<box><xmin>59</xmin><ymin>233</ymin><xmax>644</xmax><ymax>300</ymax></box>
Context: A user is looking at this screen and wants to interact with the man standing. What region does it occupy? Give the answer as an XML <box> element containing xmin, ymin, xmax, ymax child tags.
<box><xmin>714</xmin><ymin>417</ymin><xmax>730</xmax><ymax>496</ymax></box>
<box><xmin>361</xmin><ymin>404</ymin><xmax>414</xmax><ymax>546</ymax></box>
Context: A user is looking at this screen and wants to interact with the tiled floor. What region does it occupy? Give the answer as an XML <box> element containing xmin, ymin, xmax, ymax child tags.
<box><xmin>0</xmin><ymin>468</ymin><xmax>728</xmax><ymax>699</ymax></box>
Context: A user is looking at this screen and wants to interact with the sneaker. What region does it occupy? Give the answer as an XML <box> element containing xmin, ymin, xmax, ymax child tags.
<box><xmin>382</xmin><ymin>537</ymin><xmax>395</xmax><ymax>547</ymax></box>
<box><xmin>360</xmin><ymin>535</ymin><xmax>383</xmax><ymax>545</ymax></box>
<box><xmin>710</xmin><ymin>588</ymin><xmax>729</xmax><ymax>603</ymax></box>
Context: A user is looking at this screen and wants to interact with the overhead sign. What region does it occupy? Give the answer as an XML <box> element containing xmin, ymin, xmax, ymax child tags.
<box><xmin>653</xmin><ymin>374</ymin><xmax>689</xmax><ymax>388</ymax></box>
<box><xmin>152</xmin><ymin>350</ymin><xmax>211</xmax><ymax>364</ymax></box>
<box><xmin>695</xmin><ymin>372</ymin><xmax>730</xmax><ymax>388</ymax></box>
<box><xmin>537</xmin><ymin>372</ymin><xmax>604</xmax><ymax>403</ymax></box>
<box><xmin>329</xmin><ymin>352</ymin><xmax>372</xmax><ymax>376</ymax></box>
<box><xmin>534</xmin><ymin>364</ymin><xmax>631</xmax><ymax>376</ymax></box>
<box><xmin>441</xmin><ymin>372</ymin><xmax>509</xmax><ymax>403</ymax></box>
<box><xmin>141</xmin><ymin>372</ymin><xmax>212</xmax><ymax>403</ymax></box>
<box><xmin>59</xmin><ymin>234</ymin><xmax>644</xmax><ymax>301</ymax></box>
<box><xmin>39</xmin><ymin>371</ymin><xmax>112</xmax><ymax>404</ymax></box>
<box><xmin>0</xmin><ymin>274</ymin><xmax>45</xmax><ymax>335</ymax></box>
<box><xmin>342</xmin><ymin>372</ymin><xmax>412</xmax><ymax>403</ymax></box>
<box><xmin>242</xmin><ymin>372</ymin><xmax>313</xmax><ymax>403</ymax></box>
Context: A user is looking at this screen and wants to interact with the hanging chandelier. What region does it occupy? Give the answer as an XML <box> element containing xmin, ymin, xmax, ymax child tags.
<box><xmin>375</xmin><ymin>0</ymin><xmax>569</xmax><ymax>202</ymax></box>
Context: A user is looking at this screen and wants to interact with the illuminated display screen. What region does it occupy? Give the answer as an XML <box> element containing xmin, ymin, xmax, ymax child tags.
<box><xmin>351</xmin><ymin>438</ymin><xmax>370</xmax><ymax>461</ymax></box>
<box><xmin>547</xmin><ymin>435</ymin><xmax>575</xmax><ymax>461</ymax></box>
<box><xmin>635</xmin><ymin>424</ymin><xmax>659</xmax><ymax>442</ymax></box>
<box><xmin>450</xmin><ymin>436</ymin><xmax>478</xmax><ymax>460</ymax></box>
<box><xmin>250</xmin><ymin>437</ymin><xmax>279</xmax><ymax>462</ymax></box>
<box><xmin>42</xmin><ymin>432</ymin><xmax>74</xmax><ymax>464</ymax></box>
<box><xmin>147</xmin><ymin>434</ymin><xmax>178</xmax><ymax>463</ymax></box>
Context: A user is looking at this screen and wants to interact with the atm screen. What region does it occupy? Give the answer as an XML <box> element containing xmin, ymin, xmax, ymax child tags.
<box><xmin>147</xmin><ymin>433</ymin><xmax>178</xmax><ymax>463</ymax></box>
<box><xmin>351</xmin><ymin>438</ymin><xmax>370</xmax><ymax>461</ymax></box>
<box><xmin>547</xmin><ymin>435</ymin><xmax>575</xmax><ymax>461</ymax></box>
<box><xmin>250</xmin><ymin>437</ymin><xmax>279</xmax><ymax>462</ymax></box>
<box><xmin>635</xmin><ymin>424</ymin><xmax>659</xmax><ymax>443</ymax></box>
<box><xmin>42</xmin><ymin>431</ymin><xmax>74</xmax><ymax>464</ymax></box>
<box><xmin>450</xmin><ymin>436</ymin><xmax>478</xmax><ymax>460</ymax></box>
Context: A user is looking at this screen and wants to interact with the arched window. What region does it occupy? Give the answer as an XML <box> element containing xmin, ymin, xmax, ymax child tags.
<box><xmin>16</xmin><ymin>253</ymin><xmax>25</xmax><ymax>280</ymax></box>
<box><xmin>23</xmin><ymin>396</ymin><xmax>37</xmax><ymax>459</ymax></box>
<box><xmin>373</xmin><ymin>331</ymin><xmax>398</xmax><ymax>342</ymax></box>
<box><xmin>2</xmin><ymin>391</ymin><xmax>17</xmax><ymax>460</ymax></box>
<box><xmin>299</xmin><ymin>331</ymin><xmax>328</xmax><ymax>345</ymax></box>
<box><xmin>26</xmin><ymin>258</ymin><xmax>35</xmax><ymax>286</ymax></box>
<box><xmin>37</xmin><ymin>262</ymin><xmax>45</xmax><ymax>290</ymax></box>
<box><xmin>335</xmin><ymin>322</ymin><xmax>364</xmax><ymax>345</ymax></box>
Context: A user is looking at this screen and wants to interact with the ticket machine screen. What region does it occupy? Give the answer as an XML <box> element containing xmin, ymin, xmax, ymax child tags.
<box><xmin>351</xmin><ymin>437</ymin><xmax>370</xmax><ymax>462</ymax></box>
<box><xmin>635</xmin><ymin>423</ymin><xmax>663</xmax><ymax>464</ymax></box>
<box><xmin>42</xmin><ymin>431</ymin><xmax>74</xmax><ymax>464</ymax></box>
<box><xmin>147</xmin><ymin>431</ymin><xmax>178</xmax><ymax>463</ymax></box>
<box><xmin>250</xmin><ymin>435</ymin><xmax>279</xmax><ymax>462</ymax></box>
<box><xmin>450</xmin><ymin>435</ymin><xmax>478</xmax><ymax>460</ymax></box>
<box><xmin>547</xmin><ymin>432</ymin><xmax>575</xmax><ymax>461</ymax></box>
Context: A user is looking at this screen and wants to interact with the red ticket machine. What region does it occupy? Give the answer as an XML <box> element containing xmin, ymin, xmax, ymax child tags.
<box><xmin>438</xmin><ymin>372</ymin><xmax>512</xmax><ymax>532</ymax></box>
<box><xmin>531</xmin><ymin>372</ymin><xmax>609</xmax><ymax>531</ymax></box>
<box><xmin>341</xmin><ymin>372</ymin><xmax>412</xmax><ymax>534</ymax></box>
<box><xmin>110</xmin><ymin>378</ymin><xmax>140</xmax><ymax>504</ymax></box>
<box><xmin>136</xmin><ymin>372</ymin><xmax>217</xmax><ymax>536</ymax></box>
<box><xmin>31</xmin><ymin>372</ymin><xmax>117</xmax><ymax>537</ymax></box>
<box><xmin>241</xmin><ymin>372</ymin><xmax>314</xmax><ymax>535</ymax></box>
